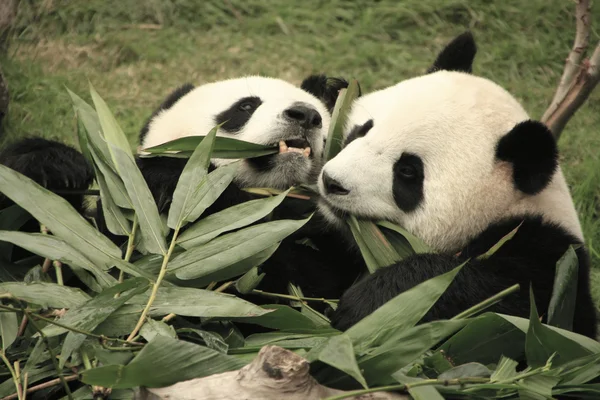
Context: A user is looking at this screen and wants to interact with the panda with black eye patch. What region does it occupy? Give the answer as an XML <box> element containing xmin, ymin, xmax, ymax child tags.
<box><xmin>317</xmin><ymin>32</ymin><xmax>598</xmax><ymax>338</ymax></box>
<box><xmin>0</xmin><ymin>74</ymin><xmax>356</xmax><ymax>299</ymax></box>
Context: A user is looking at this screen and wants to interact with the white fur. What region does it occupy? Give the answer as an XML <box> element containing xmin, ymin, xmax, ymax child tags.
<box><xmin>319</xmin><ymin>71</ymin><xmax>582</xmax><ymax>252</ymax></box>
<box><xmin>141</xmin><ymin>76</ymin><xmax>330</xmax><ymax>189</ymax></box>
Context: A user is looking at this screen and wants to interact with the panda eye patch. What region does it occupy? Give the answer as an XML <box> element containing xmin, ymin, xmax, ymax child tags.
<box><xmin>216</xmin><ymin>96</ymin><xmax>263</xmax><ymax>133</ymax></box>
<box><xmin>392</xmin><ymin>153</ymin><xmax>424</xmax><ymax>212</ymax></box>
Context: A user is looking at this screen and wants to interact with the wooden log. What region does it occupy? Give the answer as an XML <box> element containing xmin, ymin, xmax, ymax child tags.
<box><xmin>135</xmin><ymin>345</ymin><xmax>408</xmax><ymax>400</ymax></box>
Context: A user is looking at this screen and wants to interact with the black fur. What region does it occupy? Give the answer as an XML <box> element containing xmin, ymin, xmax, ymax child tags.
<box><xmin>0</xmin><ymin>138</ymin><xmax>93</xmax><ymax>211</ymax></box>
<box><xmin>392</xmin><ymin>153</ymin><xmax>424</xmax><ymax>212</ymax></box>
<box><xmin>344</xmin><ymin>119</ymin><xmax>373</xmax><ymax>147</ymax></box>
<box><xmin>331</xmin><ymin>215</ymin><xmax>597</xmax><ymax>339</ymax></box>
<box><xmin>300</xmin><ymin>74</ymin><xmax>352</xmax><ymax>112</ymax></box>
<box><xmin>138</xmin><ymin>83</ymin><xmax>195</xmax><ymax>144</ymax></box>
<box><xmin>496</xmin><ymin>120</ymin><xmax>558</xmax><ymax>195</ymax></box>
<box><xmin>215</xmin><ymin>96</ymin><xmax>263</xmax><ymax>133</ymax></box>
<box><xmin>427</xmin><ymin>31</ymin><xmax>477</xmax><ymax>74</ymax></box>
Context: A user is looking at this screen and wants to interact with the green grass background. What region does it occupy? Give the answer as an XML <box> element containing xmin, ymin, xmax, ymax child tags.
<box><xmin>1</xmin><ymin>0</ymin><xmax>600</xmax><ymax>305</ymax></box>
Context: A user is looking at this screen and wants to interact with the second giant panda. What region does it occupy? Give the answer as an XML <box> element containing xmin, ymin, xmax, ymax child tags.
<box><xmin>317</xmin><ymin>34</ymin><xmax>598</xmax><ymax>338</ymax></box>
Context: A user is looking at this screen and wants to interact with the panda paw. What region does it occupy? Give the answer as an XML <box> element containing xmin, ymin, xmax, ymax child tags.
<box><xmin>329</xmin><ymin>274</ymin><xmax>392</xmax><ymax>331</ymax></box>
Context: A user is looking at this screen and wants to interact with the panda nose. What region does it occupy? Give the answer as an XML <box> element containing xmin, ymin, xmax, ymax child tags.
<box><xmin>322</xmin><ymin>171</ymin><xmax>350</xmax><ymax>196</ymax></box>
<box><xmin>284</xmin><ymin>104</ymin><xmax>323</xmax><ymax>129</ymax></box>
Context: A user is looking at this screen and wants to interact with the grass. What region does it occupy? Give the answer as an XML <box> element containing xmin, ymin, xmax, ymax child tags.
<box><xmin>1</xmin><ymin>0</ymin><xmax>599</xmax><ymax>302</ymax></box>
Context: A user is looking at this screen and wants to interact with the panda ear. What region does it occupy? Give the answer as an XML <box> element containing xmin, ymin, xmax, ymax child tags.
<box><xmin>427</xmin><ymin>31</ymin><xmax>477</xmax><ymax>74</ymax></box>
<box><xmin>301</xmin><ymin>74</ymin><xmax>357</xmax><ymax>113</ymax></box>
<box><xmin>496</xmin><ymin>120</ymin><xmax>558</xmax><ymax>195</ymax></box>
<box><xmin>139</xmin><ymin>83</ymin><xmax>195</xmax><ymax>143</ymax></box>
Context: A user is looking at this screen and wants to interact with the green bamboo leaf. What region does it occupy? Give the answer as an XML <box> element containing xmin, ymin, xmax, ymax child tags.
<box><xmin>93</xmin><ymin>165</ymin><xmax>132</xmax><ymax>236</ymax></box>
<box><xmin>0</xmin><ymin>231</ymin><xmax>116</xmax><ymax>288</ymax></box>
<box><xmin>168</xmin><ymin>125</ymin><xmax>217</xmax><ymax>229</ymax></box>
<box><xmin>0</xmin><ymin>205</ymin><xmax>31</xmax><ymax>261</ymax></box>
<box><xmin>347</xmin><ymin>216</ymin><xmax>381</xmax><ymax>273</ymax></box>
<box><xmin>438</xmin><ymin>363</ymin><xmax>492</xmax><ymax>380</ymax></box>
<box><xmin>346</xmin><ymin>262</ymin><xmax>466</xmax><ymax>352</ymax></box>
<box><xmin>476</xmin><ymin>221</ymin><xmax>522</xmax><ymax>260</ymax></box>
<box><xmin>525</xmin><ymin>287</ymin><xmax>591</xmax><ymax>368</ymax></box>
<box><xmin>67</xmin><ymin>88</ymin><xmax>113</xmax><ymax>168</ymax></box>
<box><xmin>183</xmin><ymin>161</ymin><xmax>240</xmax><ymax>223</ymax></box>
<box><xmin>0</xmin><ymin>302</ymin><xmax>18</xmax><ymax>350</ymax></box>
<box><xmin>0</xmin><ymin>282</ymin><xmax>90</xmax><ymax>308</ymax></box>
<box><xmin>109</xmin><ymin>145</ymin><xmax>167</xmax><ymax>255</ymax></box>
<box><xmin>230</xmin><ymin>304</ymin><xmax>319</xmax><ymax>330</ymax></box>
<box><xmin>324</xmin><ymin>79</ymin><xmax>360</xmax><ymax>161</ymax></box>
<box><xmin>356</xmin><ymin>320</ymin><xmax>467</xmax><ymax>387</ymax></box>
<box><xmin>393</xmin><ymin>373</ymin><xmax>445</xmax><ymax>400</ymax></box>
<box><xmin>142</xmin><ymin>135</ymin><xmax>278</xmax><ymax>159</ymax></box>
<box><xmin>177</xmin><ymin>189</ymin><xmax>290</xmax><ymax>248</ymax></box>
<box><xmin>171</xmin><ymin>217</ymin><xmax>310</xmax><ymax>280</ymax></box>
<box><xmin>288</xmin><ymin>283</ymin><xmax>330</xmax><ymax>327</ymax></box>
<box><xmin>554</xmin><ymin>353</ymin><xmax>600</xmax><ymax>385</ymax></box>
<box><xmin>42</xmin><ymin>278</ymin><xmax>150</xmax><ymax>338</ymax></box>
<box><xmin>498</xmin><ymin>313</ymin><xmax>600</xmax><ymax>354</ymax></box>
<box><xmin>547</xmin><ymin>246</ymin><xmax>578</xmax><ymax>331</ymax></box>
<box><xmin>313</xmin><ymin>334</ymin><xmax>368</xmax><ymax>389</ymax></box>
<box><xmin>0</xmin><ymin>165</ymin><xmax>122</xmax><ymax>268</ymax></box>
<box><xmin>140</xmin><ymin>319</ymin><xmax>177</xmax><ymax>342</ymax></box>
<box><xmin>234</xmin><ymin>245</ymin><xmax>280</xmax><ymax>294</ymax></box>
<box><xmin>376</xmin><ymin>220</ymin><xmax>432</xmax><ymax>254</ymax></box>
<box><xmin>89</xmin><ymin>149</ymin><xmax>131</xmax><ymax>209</ymax></box>
<box><xmin>349</xmin><ymin>218</ymin><xmax>402</xmax><ymax>271</ymax></box>
<box><xmin>177</xmin><ymin>328</ymin><xmax>229</xmax><ymax>353</ymax></box>
<box><xmin>439</xmin><ymin>313</ymin><xmax>525</xmax><ymax>366</ymax></box>
<box><xmin>81</xmin><ymin>336</ymin><xmax>246</xmax><ymax>389</ymax></box>
<box><xmin>126</xmin><ymin>286</ymin><xmax>271</xmax><ymax>318</ymax></box>
<box><xmin>518</xmin><ymin>375</ymin><xmax>560</xmax><ymax>398</ymax></box>
<box><xmin>490</xmin><ymin>356</ymin><xmax>519</xmax><ymax>382</ymax></box>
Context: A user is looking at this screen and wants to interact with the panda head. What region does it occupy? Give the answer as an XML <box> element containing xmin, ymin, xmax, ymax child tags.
<box><xmin>318</xmin><ymin>33</ymin><xmax>582</xmax><ymax>251</ymax></box>
<box><xmin>140</xmin><ymin>75</ymin><xmax>347</xmax><ymax>189</ymax></box>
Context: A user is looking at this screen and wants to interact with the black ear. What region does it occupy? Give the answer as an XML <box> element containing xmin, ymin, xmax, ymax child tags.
<box><xmin>139</xmin><ymin>83</ymin><xmax>195</xmax><ymax>144</ymax></box>
<box><xmin>301</xmin><ymin>74</ymin><xmax>356</xmax><ymax>113</ymax></box>
<box><xmin>496</xmin><ymin>120</ymin><xmax>558</xmax><ymax>195</ymax></box>
<box><xmin>427</xmin><ymin>31</ymin><xmax>477</xmax><ymax>74</ymax></box>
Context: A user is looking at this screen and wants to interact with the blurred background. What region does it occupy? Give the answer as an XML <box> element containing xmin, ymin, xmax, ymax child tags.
<box><xmin>0</xmin><ymin>0</ymin><xmax>599</xmax><ymax>305</ymax></box>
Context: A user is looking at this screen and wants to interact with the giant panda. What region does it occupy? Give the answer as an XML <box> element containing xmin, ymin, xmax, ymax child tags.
<box><xmin>316</xmin><ymin>33</ymin><xmax>598</xmax><ymax>338</ymax></box>
<box><xmin>0</xmin><ymin>74</ymin><xmax>354</xmax><ymax>298</ymax></box>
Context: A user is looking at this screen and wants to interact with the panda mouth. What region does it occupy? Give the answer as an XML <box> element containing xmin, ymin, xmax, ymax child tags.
<box><xmin>277</xmin><ymin>139</ymin><xmax>312</xmax><ymax>158</ymax></box>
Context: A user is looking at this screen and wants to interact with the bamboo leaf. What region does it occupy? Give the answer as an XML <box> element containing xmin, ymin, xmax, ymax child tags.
<box><xmin>0</xmin><ymin>282</ymin><xmax>90</xmax><ymax>308</ymax></box>
<box><xmin>438</xmin><ymin>363</ymin><xmax>492</xmax><ymax>379</ymax></box>
<box><xmin>143</xmin><ymin>136</ymin><xmax>278</xmax><ymax>159</ymax></box>
<box><xmin>234</xmin><ymin>245</ymin><xmax>280</xmax><ymax>294</ymax></box>
<box><xmin>313</xmin><ymin>334</ymin><xmax>368</xmax><ymax>389</ymax></box>
<box><xmin>0</xmin><ymin>165</ymin><xmax>122</xmax><ymax>268</ymax></box>
<box><xmin>167</xmin><ymin>125</ymin><xmax>217</xmax><ymax>229</ymax></box>
<box><xmin>177</xmin><ymin>189</ymin><xmax>290</xmax><ymax>248</ymax></box>
<box><xmin>0</xmin><ymin>302</ymin><xmax>18</xmax><ymax>350</ymax></box>
<box><xmin>126</xmin><ymin>286</ymin><xmax>271</xmax><ymax>318</ymax></box>
<box><xmin>140</xmin><ymin>319</ymin><xmax>177</xmax><ymax>342</ymax></box>
<box><xmin>346</xmin><ymin>262</ymin><xmax>466</xmax><ymax>352</ymax></box>
<box><xmin>0</xmin><ymin>231</ymin><xmax>117</xmax><ymax>288</ymax></box>
<box><xmin>324</xmin><ymin>79</ymin><xmax>360</xmax><ymax>161</ymax></box>
<box><xmin>393</xmin><ymin>373</ymin><xmax>445</xmax><ymax>400</ymax></box>
<box><xmin>109</xmin><ymin>145</ymin><xmax>167</xmax><ymax>255</ymax></box>
<box><xmin>42</xmin><ymin>278</ymin><xmax>150</xmax><ymax>337</ymax></box>
<box><xmin>171</xmin><ymin>218</ymin><xmax>310</xmax><ymax>280</ymax></box>
<box><xmin>476</xmin><ymin>222</ymin><xmax>522</xmax><ymax>260</ymax></box>
<box><xmin>376</xmin><ymin>221</ymin><xmax>432</xmax><ymax>254</ymax></box>
<box><xmin>547</xmin><ymin>246</ymin><xmax>578</xmax><ymax>331</ymax></box>
<box><xmin>350</xmin><ymin>218</ymin><xmax>402</xmax><ymax>270</ymax></box>
<box><xmin>230</xmin><ymin>304</ymin><xmax>319</xmax><ymax>330</ymax></box>
<box><xmin>524</xmin><ymin>287</ymin><xmax>590</xmax><ymax>368</ymax></box>
<box><xmin>67</xmin><ymin>88</ymin><xmax>113</xmax><ymax>168</ymax></box>
<box><xmin>347</xmin><ymin>216</ymin><xmax>381</xmax><ymax>273</ymax></box>
<box><xmin>183</xmin><ymin>161</ymin><xmax>240</xmax><ymax>223</ymax></box>
<box><xmin>81</xmin><ymin>336</ymin><xmax>246</xmax><ymax>389</ymax></box>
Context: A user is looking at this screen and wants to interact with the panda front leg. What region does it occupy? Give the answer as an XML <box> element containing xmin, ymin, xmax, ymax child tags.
<box><xmin>329</xmin><ymin>253</ymin><xmax>551</xmax><ymax>332</ymax></box>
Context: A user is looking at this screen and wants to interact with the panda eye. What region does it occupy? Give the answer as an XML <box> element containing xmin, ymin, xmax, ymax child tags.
<box><xmin>397</xmin><ymin>165</ymin><xmax>416</xmax><ymax>179</ymax></box>
<box><xmin>238</xmin><ymin>102</ymin><xmax>256</xmax><ymax>112</ymax></box>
